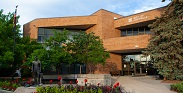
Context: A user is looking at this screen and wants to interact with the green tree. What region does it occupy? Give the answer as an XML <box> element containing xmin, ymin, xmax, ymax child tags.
<box><xmin>144</xmin><ymin>1</ymin><xmax>183</xmax><ymax>80</ymax></box>
<box><xmin>25</xmin><ymin>48</ymin><xmax>50</xmax><ymax>69</ymax></box>
<box><xmin>0</xmin><ymin>9</ymin><xmax>21</xmax><ymax>72</ymax></box>
<box><xmin>25</xmin><ymin>29</ymin><xmax>74</xmax><ymax>75</ymax></box>
<box><xmin>45</xmin><ymin>29</ymin><xmax>73</xmax><ymax>74</ymax></box>
<box><xmin>0</xmin><ymin>9</ymin><xmax>42</xmax><ymax>77</ymax></box>
<box><xmin>22</xmin><ymin>44</ymin><xmax>49</xmax><ymax>77</ymax></box>
<box><xmin>16</xmin><ymin>37</ymin><xmax>42</xmax><ymax>67</ymax></box>
<box><xmin>68</xmin><ymin>32</ymin><xmax>109</xmax><ymax>74</ymax></box>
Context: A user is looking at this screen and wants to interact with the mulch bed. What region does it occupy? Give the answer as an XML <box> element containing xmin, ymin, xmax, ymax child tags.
<box><xmin>161</xmin><ymin>80</ymin><xmax>182</xmax><ymax>84</ymax></box>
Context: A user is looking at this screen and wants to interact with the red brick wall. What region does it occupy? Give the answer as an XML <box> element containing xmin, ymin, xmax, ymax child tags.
<box><xmin>103</xmin><ymin>35</ymin><xmax>151</xmax><ymax>51</ymax></box>
<box><xmin>87</xmin><ymin>9</ymin><xmax>122</xmax><ymax>39</ymax></box>
<box><xmin>115</xmin><ymin>7</ymin><xmax>165</xmax><ymax>28</ymax></box>
<box><xmin>92</xmin><ymin>53</ymin><xmax>122</xmax><ymax>74</ymax></box>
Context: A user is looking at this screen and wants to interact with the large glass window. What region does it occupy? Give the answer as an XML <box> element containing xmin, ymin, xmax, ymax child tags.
<box><xmin>122</xmin><ymin>54</ymin><xmax>153</xmax><ymax>75</ymax></box>
<box><xmin>38</xmin><ymin>28</ymin><xmax>81</xmax><ymax>43</ymax></box>
<box><xmin>121</xmin><ymin>26</ymin><xmax>151</xmax><ymax>37</ymax></box>
<box><xmin>123</xmin><ymin>54</ymin><xmax>150</xmax><ymax>62</ymax></box>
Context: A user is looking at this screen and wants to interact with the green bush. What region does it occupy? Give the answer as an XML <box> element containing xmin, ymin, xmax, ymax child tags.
<box><xmin>0</xmin><ymin>80</ymin><xmax>20</xmax><ymax>91</ymax></box>
<box><xmin>21</xmin><ymin>67</ymin><xmax>32</xmax><ymax>78</ymax></box>
<box><xmin>0</xmin><ymin>82</ymin><xmax>2</xmax><ymax>88</ymax></box>
<box><xmin>12</xmin><ymin>83</ymin><xmax>19</xmax><ymax>89</ymax></box>
<box><xmin>36</xmin><ymin>85</ymin><xmax>123</xmax><ymax>93</ymax></box>
<box><xmin>171</xmin><ymin>82</ymin><xmax>183</xmax><ymax>93</ymax></box>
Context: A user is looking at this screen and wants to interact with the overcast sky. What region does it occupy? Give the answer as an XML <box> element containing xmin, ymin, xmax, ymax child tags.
<box><xmin>1</xmin><ymin>0</ymin><xmax>170</xmax><ymax>32</ymax></box>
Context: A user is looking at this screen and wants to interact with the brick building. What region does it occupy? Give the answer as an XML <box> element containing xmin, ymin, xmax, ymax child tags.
<box><xmin>23</xmin><ymin>6</ymin><xmax>165</xmax><ymax>75</ymax></box>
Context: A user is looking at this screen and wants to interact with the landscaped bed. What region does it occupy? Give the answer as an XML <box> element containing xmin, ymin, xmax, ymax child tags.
<box><xmin>0</xmin><ymin>78</ymin><xmax>33</xmax><ymax>92</ymax></box>
<box><xmin>0</xmin><ymin>78</ymin><xmax>125</xmax><ymax>93</ymax></box>
<box><xmin>36</xmin><ymin>79</ymin><xmax>124</xmax><ymax>93</ymax></box>
<box><xmin>36</xmin><ymin>84</ymin><xmax>123</xmax><ymax>93</ymax></box>
<box><xmin>0</xmin><ymin>80</ymin><xmax>20</xmax><ymax>92</ymax></box>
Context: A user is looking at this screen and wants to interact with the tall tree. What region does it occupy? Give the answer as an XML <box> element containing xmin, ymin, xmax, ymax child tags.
<box><xmin>144</xmin><ymin>1</ymin><xmax>183</xmax><ymax>80</ymax></box>
<box><xmin>17</xmin><ymin>37</ymin><xmax>42</xmax><ymax>66</ymax></box>
<box><xmin>0</xmin><ymin>9</ymin><xmax>21</xmax><ymax>70</ymax></box>
<box><xmin>68</xmin><ymin>32</ymin><xmax>109</xmax><ymax>74</ymax></box>
<box><xmin>43</xmin><ymin>29</ymin><xmax>73</xmax><ymax>74</ymax></box>
<box><xmin>25</xmin><ymin>29</ymin><xmax>73</xmax><ymax>74</ymax></box>
<box><xmin>25</xmin><ymin>48</ymin><xmax>50</xmax><ymax>69</ymax></box>
<box><xmin>0</xmin><ymin>9</ymin><xmax>42</xmax><ymax>77</ymax></box>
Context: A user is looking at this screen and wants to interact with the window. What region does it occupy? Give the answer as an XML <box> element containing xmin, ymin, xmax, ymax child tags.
<box><xmin>120</xmin><ymin>26</ymin><xmax>151</xmax><ymax>37</ymax></box>
<box><xmin>145</xmin><ymin>27</ymin><xmax>151</xmax><ymax>34</ymax></box>
<box><xmin>139</xmin><ymin>28</ymin><xmax>144</xmax><ymax>35</ymax></box>
<box><xmin>123</xmin><ymin>54</ymin><xmax>150</xmax><ymax>62</ymax></box>
<box><xmin>121</xmin><ymin>30</ymin><xmax>127</xmax><ymax>36</ymax></box>
<box><xmin>38</xmin><ymin>36</ymin><xmax>44</xmax><ymax>43</ymax></box>
<box><xmin>127</xmin><ymin>29</ymin><xmax>133</xmax><ymax>36</ymax></box>
<box><xmin>38</xmin><ymin>28</ymin><xmax>44</xmax><ymax>35</ymax></box>
<box><xmin>38</xmin><ymin>28</ymin><xmax>81</xmax><ymax>43</ymax></box>
<box><xmin>38</xmin><ymin>28</ymin><xmax>45</xmax><ymax>43</ymax></box>
<box><xmin>133</xmin><ymin>28</ymin><xmax>138</xmax><ymax>35</ymax></box>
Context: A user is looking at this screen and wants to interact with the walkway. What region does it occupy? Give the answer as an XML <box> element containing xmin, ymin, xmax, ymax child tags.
<box><xmin>115</xmin><ymin>76</ymin><xmax>176</xmax><ymax>93</ymax></box>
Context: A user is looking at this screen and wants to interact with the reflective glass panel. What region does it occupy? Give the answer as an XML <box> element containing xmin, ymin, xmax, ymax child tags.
<box><xmin>127</xmin><ymin>29</ymin><xmax>133</xmax><ymax>36</ymax></box>
<box><xmin>123</xmin><ymin>54</ymin><xmax>150</xmax><ymax>62</ymax></box>
<box><xmin>139</xmin><ymin>28</ymin><xmax>144</xmax><ymax>35</ymax></box>
<box><xmin>38</xmin><ymin>28</ymin><xmax>44</xmax><ymax>35</ymax></box>
<box><xmin>121</xmin><ymin>30</ymin><xmax>126</xmax><ymax>36</ymax></box>
<box><xmin>133</xmin><ymin>28</ymin><xmax>138</xmax><ymax>35</ymax></box>
<box><xmin>145</xmin><ymin>27</ymin><xmax>151</xmax><ymax>34</ymax></box>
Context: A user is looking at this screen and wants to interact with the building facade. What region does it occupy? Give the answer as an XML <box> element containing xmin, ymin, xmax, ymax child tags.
<box><xmin>23</xmin><ymin>6</ymin><xmax>165</xmax><ymax>75</ymax></box>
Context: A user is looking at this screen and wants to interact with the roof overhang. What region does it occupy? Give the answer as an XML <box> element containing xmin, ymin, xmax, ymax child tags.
<box><xmin>116</xmin><ymin>20</ymin><xmax>155</xmax><ymax>29</ymax></box>
<box><xmin>108</xmin><ymin>48</ymin><xmax>145</xmax><ymax>54</ymax></box>
<box><xmin>42</xmin><ymin>24</ymin><xmax>95</xmax><ymax>30</ymax></box>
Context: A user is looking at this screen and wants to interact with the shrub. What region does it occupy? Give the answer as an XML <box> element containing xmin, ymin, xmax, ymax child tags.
<box><xmin>21</xmin><ymin>67</ymin><xmax>32</xmax><ymax>78</ymax></box>
<box><xmin>0</xmin><ymin>80</ymin><xmax>20</xmax><ymax>91</ymax></box>
<box><xmin>171</xmin><ymin>81</ymin><xmax>183</xmax><ymax>93</ymax></box>
<box><xmin>0</xmin><ymin>82</ymin><xmax>3</xmax><ymax>88</ymax></box>
<box><xmin>36</xmin><ymin>85</ymin><xmax>123</xmax><ymax>93</ymax></box>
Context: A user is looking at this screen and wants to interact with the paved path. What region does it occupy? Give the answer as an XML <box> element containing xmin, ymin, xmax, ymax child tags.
<box><xmin>14</xmin><ymin>87</ymin><xmax>36</xmax><ymax>93</ymax></box>
<box><xmin>115</xmin><ymin>76</ymin><xmax>176</xmax><ymax>93</ymax></box>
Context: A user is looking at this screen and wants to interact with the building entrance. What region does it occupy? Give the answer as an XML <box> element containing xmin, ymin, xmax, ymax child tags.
<box><xmin>122</xmin><ymin>54</ymin><xmax>150</xmax><ymax>76</ymax></box>
<box><xmin>134</xmin><ymin>61</ymin><xmax>147</xmax><ymax>75</ymax></box>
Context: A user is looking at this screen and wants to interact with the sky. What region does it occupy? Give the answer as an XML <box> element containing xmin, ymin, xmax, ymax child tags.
<box><xmin>0</xmin><ymin>0</ymin><xmax>171</xmax><ymax>32</ymax></box>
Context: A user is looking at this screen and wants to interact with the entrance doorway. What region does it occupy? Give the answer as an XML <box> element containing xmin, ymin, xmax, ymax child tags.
<box><xmin>134</xmin><ymin>61</ymin><xmax>147</xmax><ymax>75</ymax></box>
<box><xmin>122</xmin><ymin>54</ymin><xmax>149</xmax><ymax>76</ymax></box>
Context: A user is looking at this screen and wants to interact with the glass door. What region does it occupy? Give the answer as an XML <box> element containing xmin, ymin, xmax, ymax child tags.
<box><xmin>123</xmin><ymin>54</ymin><xmax>150</xmax><ymax>76</ymax></box>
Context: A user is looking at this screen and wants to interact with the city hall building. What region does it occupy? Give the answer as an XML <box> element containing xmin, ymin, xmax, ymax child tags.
<box><xmin>23</xmin><ymin>6</ymin><xmax>165</xmax><ymax>76</ymax></box>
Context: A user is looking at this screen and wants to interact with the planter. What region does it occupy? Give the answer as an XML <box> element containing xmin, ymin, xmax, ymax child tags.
<box><xmin>77</xmin><ymin>74</ymin><xmax>111</xmax><ymax>86</ymax></box>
